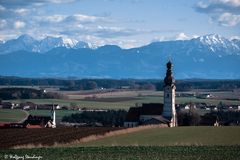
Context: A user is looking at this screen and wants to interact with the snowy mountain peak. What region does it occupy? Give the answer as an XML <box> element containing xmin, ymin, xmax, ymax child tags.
<box><xmin>192</xmin><ymin>34</ymin><xmax>240</xmax><ymax>54</ymax></box>
<box><xmin>63</xmin><ymin>38</ymin><xmax>78</xmax><ymax>48</ymax></box>
<box><xmin>197</xmin><ymin>34</ymin><xmax>227</xmax><ymax>45</ymax></box>
<box><xmin>0</xmin><ymin>35</ymin><xmax>93</xmax><ymax>53</ymax></box>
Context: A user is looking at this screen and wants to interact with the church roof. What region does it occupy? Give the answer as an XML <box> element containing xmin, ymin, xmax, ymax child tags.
<box><xmin>141</xmin><ymin>103</ymin><xmax>163</xmax><ymax>115</ymax></box>
<box><xmin>141</xmin><ymin>116</ymin><xmax>170</xmax><ymax>125</ymax></box>
<box><xmin>125</xmin><ymin>107</ymin><xmax>141</xmax><ymax>122</ymax></box>
<box><xmin>125</xmin><ymin>103</ymin><xmax>164</xmax><ymax>122</ymax></box>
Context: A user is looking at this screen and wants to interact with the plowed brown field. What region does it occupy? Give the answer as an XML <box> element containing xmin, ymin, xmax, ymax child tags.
<box><xmin>0</xmin><ymin>127</ymin><xmax>121</xmax><ymax>148</ymax></box>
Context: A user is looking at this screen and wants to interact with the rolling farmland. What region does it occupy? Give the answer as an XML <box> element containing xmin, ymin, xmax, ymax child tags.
<box><xmin>1</xmin><ymin>126</ymin><xmax>240</xmax><ymax>149</ymax></box>
<box><xmin>1</xmin><ymin>89</ymin><xmax>239</xmax><ymax>160</ymax></box>
<box><xmin>4</xmin><ymin>93</ymin><xmax>240</xmax><ymax>110</ymax></box>
<box><xmin>78</xmin><ymin>126</ymin><xmax>240</xmax><ymax>146</ymax></box>
<box><xmin>0</xmin><ymin>126</ymin><xmax>240</xmax><ymax>160</ymax></box>
<box><xmin>0</xmin><ymin>127</ymin><xmax>121</xmax><ymax>149</ymax></box>
<box><xmin>0</xmin><ymin>109</ymin><xmax>28</xmax><ymax>122</ymax></box>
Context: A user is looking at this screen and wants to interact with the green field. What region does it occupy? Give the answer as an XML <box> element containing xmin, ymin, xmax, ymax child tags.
<box><xmin>1</xmin><ymin>146</ymin><xmax>239</xmax><ymax>160</ymax></box>
<box><xmin>0</xmin><ymin>109</ymin><xmax>79</xmax><ymax>122</ymax></box>
<box><xmin>79</xmin><ymin>126</ymin><xmax>240</xmax><ymax>146</ymax></box>
<box><xmin>1</xmin><ymin>126</ymin><xmax>240</xmax><ymax>159</ymax></box>
<box><xmin>0</xmin><ymin>109</ymin><xmax>28</xmax><ymax>122</ymax></box>
<box><xmin>5</xmin><ymin>95</ymin><xmax>240</xmax><ymax>110</ymax></box>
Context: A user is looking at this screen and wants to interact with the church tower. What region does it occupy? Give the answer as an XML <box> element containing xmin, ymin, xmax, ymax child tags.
<box><xmin>163</xmin><ymin>60</ymin><xmax>177</xmax><ymax>127</ymax></box>
<box><xmin>51</xmin><ymin>105</ymin><xmax>56</xmax><ymax>128</ymax></box>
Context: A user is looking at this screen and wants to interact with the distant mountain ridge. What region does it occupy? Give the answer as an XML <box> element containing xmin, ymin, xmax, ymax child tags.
<box><xmin>0</xmin><ymin>34</ymin><xmax>91</xmax><ymax>54</ymax></box>
<box><xmin>0</xmin><ymin>34</ymin><xmax>239</xmax><ymax>79</ymax></box>
<box><xmin>0</xmin><ymin>34</ymin><xmax>240</xmax><ymax>55</ymax></box>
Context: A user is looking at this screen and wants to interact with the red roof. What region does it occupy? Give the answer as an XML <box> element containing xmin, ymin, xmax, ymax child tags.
<box><xmin>26</xmin><ymin>124</ymin><xmax>43</xmax><ymax>128</ymax></box>
<box><xmin>0</xmin><ymin>122</ymin><xmax>10</xmax><ymax>127</ymax></box>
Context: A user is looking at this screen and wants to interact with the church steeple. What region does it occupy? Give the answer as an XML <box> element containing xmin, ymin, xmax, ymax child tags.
<box><xmin>163</xmin><ymin>60</ymin><xmax>177</xmax><ymax>127</ymax></box>
<box><xmin>164</xmin><ymin>60</ymin><xmax>175</xmax><ymax>86</ymax></box>
<box><xmin>51</xmin><ymin>104</ymin><xmax>56</xmax><ymax>128</ymax></box>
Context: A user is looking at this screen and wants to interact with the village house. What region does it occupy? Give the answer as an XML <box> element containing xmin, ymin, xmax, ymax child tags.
<box><xmin>35</xmin><ymin>104</ymin><xmax>60</xmax><ymax>110</ymax></box>
<box><xmin>0</xmin><ymin>106</ymin><xmax>56</xmax><ymax>129</ymax></box>
<box><xmin>1</xmin><ymin>102</ymin><xmax>15</xmax><ymax>109</ymax></box>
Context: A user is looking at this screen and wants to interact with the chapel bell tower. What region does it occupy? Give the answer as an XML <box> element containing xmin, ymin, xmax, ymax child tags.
<box><xmin>163</xmin><ymin>60</ymin><xmax>177</xmax><ymax>127</ymax></box>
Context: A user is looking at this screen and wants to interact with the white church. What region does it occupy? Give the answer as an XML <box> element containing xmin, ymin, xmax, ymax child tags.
<box><xmin>124</xmin><ymin>60</ymin><xmax>178</xmax><ymax>127</ymax></box>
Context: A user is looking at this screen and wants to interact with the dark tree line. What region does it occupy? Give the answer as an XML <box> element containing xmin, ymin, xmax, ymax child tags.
<box><xmin>201</xmin><ymin>111</ymin><xmax>240</xmax><ymax>126</ymax></box>
<box><xmin>0</xmin><ymin>88</ymin><xmax>65</xmax><ymax>100</ymax></box>
<box><xmin>0</xmin><ymin>76</ymin><xmax>239</xmax><ymax>91</ymax></box>
<box><xmin>62</xmin><ymin>110</ymin><xmax>127</xmax><ymax>127</ymax></box>
<box><xmin>62</xmin><ymin>109</ymin><xmax>240</xmax><ymax>127</ymax></box>
<box><xmin>177</xmin><ymin>110</ymin><xmax>240</xmax><ymax>126</ymax></box>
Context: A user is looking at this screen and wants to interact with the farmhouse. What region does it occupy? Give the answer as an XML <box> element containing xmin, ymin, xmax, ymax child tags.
<box><xmin>25</xmin><ymin>115</ymin><xmax>52</xmax><ymax>128</ymax></box>
<box><xmin>36</xmin><ymin>104</ymin><xmax>60</xmax><ymax>110</ymax></box>
<box><xmin>0</xmin><ymin>106</ymin><xmax>56</xmax><ymax>129</ymax></box>
<box><xmin>24</xmin><ymin>105</ymin><xmax>56</xmax><ymax>128</ymax></box>
<box><xmin>28</xmin><ymin>105</ymin><xmax>56</xmax><ymax>128</ymax></box>
<box><xmin>19</xmin><ymin>101</ymin><xmax>36</xmax><ymax>110</ymax></box>
<box><xmin>124</xmin><ymin>60</ymin><xmax>177</xmax><ymax>127</ymax></box>
<box><xmin>1</xmin><ymin>102</ymin><xmax>15</xmax><ymax>109</ymax></box>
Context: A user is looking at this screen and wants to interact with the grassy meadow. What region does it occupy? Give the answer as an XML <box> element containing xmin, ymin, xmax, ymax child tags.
<box><xmin>1</xmin><ymin>126</ymin><xmax>240</xmax><ymax>160</ymax></box>
<box><xmin>0</xmin><ymin>109</ymin><xmax>28</xmax><ymax>122</ymax></box>
<box><xmin>1</xmin><ymin>89</ymin><xmax>239</xmax><ymax>123</ymax></box>
<box><xmin>77</xmin><ymin>126</ymin><xmax>240</xmax><ymax>146</ymax></box>
<box><xmin>5</xmin><ymin>93</ymin><xmax>240</xmax><ymax>110</ymax></box>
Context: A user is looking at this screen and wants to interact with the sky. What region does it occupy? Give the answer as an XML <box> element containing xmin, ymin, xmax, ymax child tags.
<box><xmin>0</xmin><ymin>0</ymin><xmax>240</xmax><ymax>48</ymax></box>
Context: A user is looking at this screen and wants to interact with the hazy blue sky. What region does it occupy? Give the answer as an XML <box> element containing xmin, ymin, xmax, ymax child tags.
<box><xmin>0</xmin><ymin>0</ymin><xmax>239</xmax><ymax>48</ymax></box>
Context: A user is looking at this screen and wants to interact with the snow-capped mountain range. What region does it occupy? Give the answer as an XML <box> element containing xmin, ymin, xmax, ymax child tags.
<box><xmin>0</xmin><ymin>34</ymin><xmax>239</xmax><ymax>79</ymax></box>
<box><xmin>195</xmin><ymin>34</ymin><xmax>240</xmax><ymax>54</ymax></box>
<box><xmin>0</xmin><ymin>34</ymin><xmax>91</xmax><ymax>54</ymax></box>
<box><xmin>0</xmin><ymin>34</ymin><xmax>239</xmax><ymax>55</ymax></box>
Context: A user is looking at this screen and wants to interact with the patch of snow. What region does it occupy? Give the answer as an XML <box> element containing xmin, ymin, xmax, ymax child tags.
<box><xmin>63</xmin><ymin>38</ymin><xmax>78</xmax><ymax>48</ymax></box>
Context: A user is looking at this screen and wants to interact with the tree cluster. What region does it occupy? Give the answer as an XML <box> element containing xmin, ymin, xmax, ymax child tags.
<box><xmin>0</xmin><ymin>88</ymin><xmax>65</xmax><ymax>100</ymax></box>
<box><xmin>177</xmin><ymin>110</ymin><xmax>240</xmax><ymax>126</ymax></box>
<box><xmin>62</xmin><ymin>110</ymin><xmax>127</xmax><ymax>127</ymax></box>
